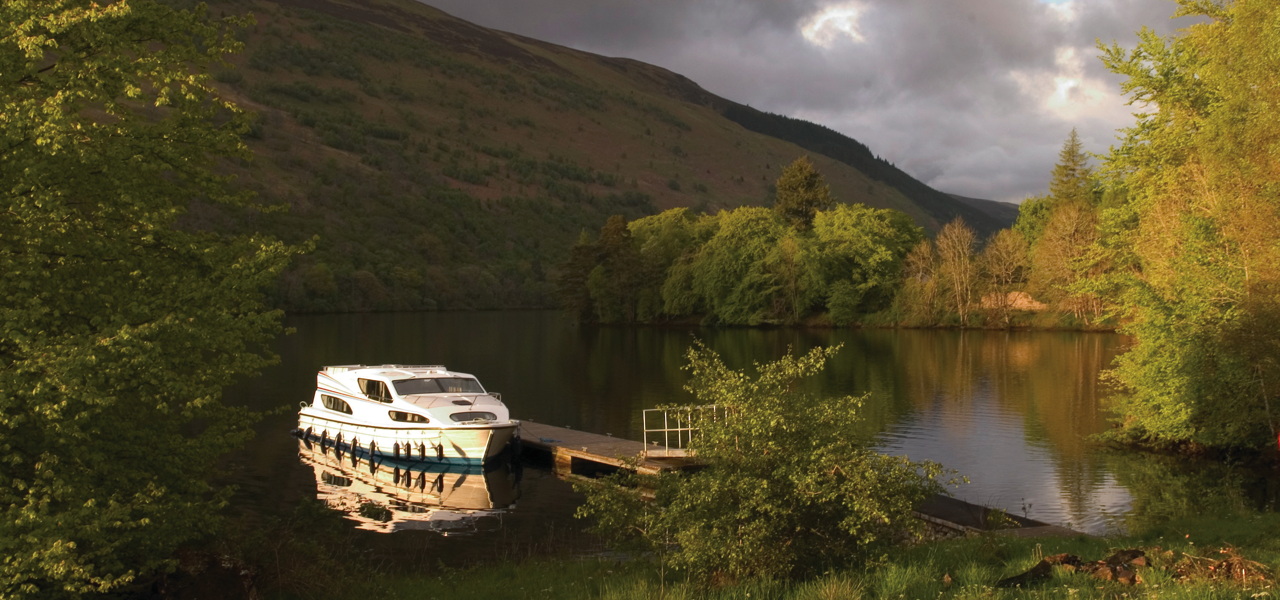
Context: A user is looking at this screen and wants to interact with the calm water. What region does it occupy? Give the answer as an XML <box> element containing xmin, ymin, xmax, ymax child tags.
<box><xmin>227</xmin><ymin>310</ymin><xmax>1277</xmax><ymax>555</ymax></box>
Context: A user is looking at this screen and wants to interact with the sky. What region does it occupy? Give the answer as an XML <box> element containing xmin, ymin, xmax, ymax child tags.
<box><xmin>417</xmin><ymin>0</ymin><xmax>1197</xmax><ymax>204</ymax></box>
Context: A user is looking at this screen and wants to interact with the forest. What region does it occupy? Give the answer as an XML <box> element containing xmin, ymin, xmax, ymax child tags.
<box><xmin>559</xmin><ymin>136</ymin><xmax>1104</xmax><ymax>331</ymax></box>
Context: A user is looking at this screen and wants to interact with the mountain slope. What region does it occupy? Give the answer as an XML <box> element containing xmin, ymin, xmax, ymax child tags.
<box><xmin>200</xmin><ymin>0</ymin><xmax>1014</xmax><ymax>311</ymax></box>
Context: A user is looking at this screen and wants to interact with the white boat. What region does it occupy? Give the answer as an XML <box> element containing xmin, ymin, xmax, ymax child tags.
<box><xmin>297</xmin><ymin>364</ymin><xmax>519</xmax><ymax>465</ymax></box>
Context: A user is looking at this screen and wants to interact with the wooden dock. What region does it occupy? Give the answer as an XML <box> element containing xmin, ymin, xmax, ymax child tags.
<box><xmin>518</xmin><ymin>420</ymin><xmax>695</xmax><ymax>476</ymax></box>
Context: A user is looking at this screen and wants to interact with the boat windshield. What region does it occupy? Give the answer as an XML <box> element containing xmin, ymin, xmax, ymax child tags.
<box><xmin>393</xmin><ymin>377</ymin><xmax>484</xmax><ymax>395</ymax></box>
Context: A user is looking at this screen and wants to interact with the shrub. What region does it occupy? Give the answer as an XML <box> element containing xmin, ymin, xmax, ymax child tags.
<box><xmin>577</xmin><ymin>342</ymin><xmax>953</xmax><ymax>582</ymax></box>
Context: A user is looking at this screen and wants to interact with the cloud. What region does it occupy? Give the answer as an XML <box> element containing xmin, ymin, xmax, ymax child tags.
<box><xmin>418</xmin><ymin>0</ymin><xmax>1193</xmax><ymax>203</ymax></box>
<box><xmin>801</xmin><ymin>2</ymin><xmax>869</xmax><ymax>47</ymax></box>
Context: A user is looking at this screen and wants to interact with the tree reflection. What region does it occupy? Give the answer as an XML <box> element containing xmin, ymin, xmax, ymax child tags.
<box><xmin>1103</xmin><ymin>452</ymin><xmax>1279</xmax><ymax>534</ymax></box>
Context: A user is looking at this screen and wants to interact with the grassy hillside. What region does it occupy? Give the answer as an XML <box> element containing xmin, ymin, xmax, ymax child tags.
<box><xmin>198</xmin><ymin>0</ymin><xmax>1013</xmax><ymax>312</ymax></box>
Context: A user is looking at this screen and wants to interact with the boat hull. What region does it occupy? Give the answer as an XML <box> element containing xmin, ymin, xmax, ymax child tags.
<box><xmin>298</xmin><ymin>411</ymin><xmax>518</xmax><ymax>464</ymax></box>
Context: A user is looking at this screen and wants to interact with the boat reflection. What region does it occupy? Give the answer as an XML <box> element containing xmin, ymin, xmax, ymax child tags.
<box><xmin>296</xmin><ymin>438</ymin><xmax>521</xmax><ymax>534</ymax></box>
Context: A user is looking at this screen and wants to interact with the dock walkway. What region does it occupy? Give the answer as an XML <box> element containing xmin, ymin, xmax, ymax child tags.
<box><xmin>519</xmin><ymin>420</ymin><xmax>693</xmax><ymax>476</ymax></box>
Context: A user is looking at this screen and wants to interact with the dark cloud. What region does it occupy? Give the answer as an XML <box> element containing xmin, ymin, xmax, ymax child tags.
<box><xmin>419</xmin><ymin>0</ymin><xmax>1194</xmax><ymax>203</ymax></box>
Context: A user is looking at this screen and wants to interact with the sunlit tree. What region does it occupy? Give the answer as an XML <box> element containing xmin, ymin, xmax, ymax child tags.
<box><xmin>812</xmin><ymin>204</ymin><xmax>923</xmax><ymax>325</ymax></box>
<box><xmin>935</xmin><ymin>218</ymin><xmax>978</xmax><ymax>326</ymax></box>
<box><xmin>772</xmin><ymin>156</ymin><xmax>834</xmax><ymax>230</ymax></box>
<box><xmin>0</xmin><ymin>1</ymin><xmax>295</xmax><ymax>596</ymax></box>
<box><xmin>978</xmin><ymin>229</ymin><xmax>1030</xmax><ymax>327</ymax></box>
<box><xmin>1097</xmin><ymin>0</ymin><xmax>1280</xmax><ymax>449</ymax></box>
<box><xmin>689</xmin><ymin>207</ymin><xmax>788</xmax><ymax>324</ymax></box>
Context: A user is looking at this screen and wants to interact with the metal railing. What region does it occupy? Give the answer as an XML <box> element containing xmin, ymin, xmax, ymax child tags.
<box><xmin>642</xmin><ymin>405</ymin><xmax>719</xmax><ymax>458</ymax></box>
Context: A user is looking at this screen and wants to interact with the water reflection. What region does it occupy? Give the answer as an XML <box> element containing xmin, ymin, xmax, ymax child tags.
<box><xmin>868</xmin><ymin>330</ymin><xmax>1130</xmax><ymax>534</ymax></box>
<box><xmin>295</xmin><ymin>440</ymin><xmax>520</xmax><ymax>534</ymax></box>
<box><xmin>1103</xmin><ymin>452</ymin><xmax>1280</xmax><ymax>534</ymax></box>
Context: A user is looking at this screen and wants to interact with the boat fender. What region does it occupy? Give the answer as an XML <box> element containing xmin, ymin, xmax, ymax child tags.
<box><xmin>418</xmin><ymin>443</ymin><xmax>427</xmax><ymax>460</ymax></box>
<box><xmin>369</xmin><ymin>441</ymin><xmax>378</xmax><ymax>457</ymax></box>
<box><xmin>350</xmin><ymin>438</ymin><xmax>360</xmax><ymax>467</ymax></box>
<box><xmin>435</xmin><ymin>443</ymin><xmax>444</xmax><ymax>461</ymax></box>
<box><xmin>305</xmin><ymin>426</ymin><xmax>313</xmax><ymax>440</ymax></box>
<box><xmin>393</xmin><ymin>442</ymin><xmax>401</xmax><ymax>459</ymax></box>
<box><xmin>320</xmin><ymin>430</ymin><xmax>330</xmax><ymax>451</ymax></box>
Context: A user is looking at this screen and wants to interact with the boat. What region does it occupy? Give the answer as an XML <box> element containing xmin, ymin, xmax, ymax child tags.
<box><xmin>295</xmin><ymin>439</ymin><xmax>520</xmax><ymax>534</ymax></box>
<box><xmin>297</xmin><ymin>364</ymin><xmax>519</xmax><ymax>465</ymax></box>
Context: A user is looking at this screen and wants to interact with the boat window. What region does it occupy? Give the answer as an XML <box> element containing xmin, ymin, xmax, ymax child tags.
<box><xmin>449</xmin><ymin>411</ymin><xmax>496</xmax><ymax>423</ymax></box>
<box><xmin>321</xmin><ymin>394</ymin><xmax>352</xmax><ymax>414</ymax></box>
<box><xmin>359</xmin><ymin>379</ymin><xmax>393</xmax><ymax>403</ymax></box>
<box><xmin>389</xmin><ymin>411</ymin><xmax>429</xmax><ymax>423</ymax></box>
<box><xmin>393</xmin><ymin>377</ymin><xmax>484</xmax><ymax>395</ymax></box>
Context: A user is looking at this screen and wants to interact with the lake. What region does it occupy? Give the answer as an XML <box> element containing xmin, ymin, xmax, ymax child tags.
<box><xmin>227</xmin><ymin>310</ymin><xmax>1277</xmax><ymax>560</ymax></box>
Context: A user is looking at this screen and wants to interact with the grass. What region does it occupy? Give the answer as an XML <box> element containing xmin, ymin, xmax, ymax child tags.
<box><xmin>292</xmin><ymin>514</ymin><xmax>1280</xmax><ymax>600</ymax></box>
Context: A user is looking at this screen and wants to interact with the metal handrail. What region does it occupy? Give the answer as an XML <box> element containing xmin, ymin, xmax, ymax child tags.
<box><xmin>642</xmin><ymin>405</ymin><xmax>719</xmax><ymax>458</ymax></box>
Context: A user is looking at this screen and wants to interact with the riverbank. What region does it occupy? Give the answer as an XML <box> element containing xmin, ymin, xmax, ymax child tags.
<box><xmin>277</xmin><ymin>513</ymin><xmax>1279</xmax><ymax>600</ymax></box>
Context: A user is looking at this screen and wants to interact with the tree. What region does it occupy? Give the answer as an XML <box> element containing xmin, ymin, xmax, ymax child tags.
<box><xmin>772</xmin><ymin>156</ymin><xmax>834</xmax><ymax>229</ymax></box>
<box><xmin>1048</xmin><ymin>128</ymin><xmax>1096</xmax><ymax>207</ymax></box>
<box><xmin>0</xmin><ymin>2</ymin><xmax>294</xmax><ymax>596</ymax></box>
<box><xmin>895</xmin><ymin>239</ymin><xmax>943</xmax><ymax>326</ymax></box>
<box><xmin>576</xmin><ymin>342</ymin><xmax>949</xmax><ymax>582</ymax></box>
<box><xmin>556</xmin><ymin>231</ymin><xmax>599</xmax><ymax>322</ymax></box>
<box><xmin>1096</xmin><ymin>0</ymin><xmax>1280</xmax><ymax>450</ymax></box>
<box><xmin>935</xmin><ymin>218</ymin><xmax>979</xmax><ymax>325</ymax></box>
<box><xmin>1013</xmin><ymin>194</ymin><xmax>1054</xmax><ymax>246</ymax></box>
<box><xmin>689</xmin><ymin>207</ymin><xmax>788</xmax><ymax>325</ymax></box>
<box><xmin>629</xmin><ymin>208</ymin><xmax>704</xmax><ymax>321</ymax></box>
<box><xmin>586</xmin><ymin>215</ymin><xmax>645</xmax><ymax>323</ymax></box>
<box><xmin>811</xmin><ymin>204</ymin><xmax>923</xmax><ymax>324</ymax></box>
<box><xmin>1029</xmin><ymin>201</ymin><xmax>1102</xmax><ymax>320</ymax></box>
<box><xmin>978</xmin><ymin>229</ymin><xmax>1030</xmax><ymax>327</ymax></box>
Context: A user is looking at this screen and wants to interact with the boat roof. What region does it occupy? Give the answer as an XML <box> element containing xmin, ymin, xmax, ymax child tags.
<box><xmin>320</xmin><ymin>364</ymin><xmax>475</xmax><ymax>379</ymax></box>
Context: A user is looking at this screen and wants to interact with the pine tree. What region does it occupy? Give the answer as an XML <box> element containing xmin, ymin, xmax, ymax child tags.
<box><xmin>773</xmin><ymin>156</ymin><xmax>835</xmax><ymax>229</ymax></box>
<box><xmin>1048</xmin><ymin>128</ymin><xmax>1096</xmax><ymax>206</ymax></box>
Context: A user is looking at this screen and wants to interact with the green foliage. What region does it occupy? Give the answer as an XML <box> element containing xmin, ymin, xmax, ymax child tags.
<box><xmin>812</xmin><ymin>204</ymin><xmax>923</xmax><ymax>322</ymax></box>
<box><xmin>576</xmin><ymin>342</ymin><xmax>949</xmax><ymax>582</ymax></box>
<box><xmin>1048</xmin><ymin>128</ymin><xmax>1097</xmax><ymax>207</ymax></box>
<box><xmin>0</xmin><ymin>1</ymin><xmax>295</xmax><ymax>597</ymax></box>
<box><xmin>773</xmin><ymin>156</ymin><xmax>834</xmax><ymax>229</ymax></box>
<box><xmin>1096</xmin><ymin>0</ymin><xmax>1280</xmax><ymax>450</ymax></box>
<box><xmin>1012</xmin><ymin>194</ymin><xmax>1054</xmax><ymax>245</ymax></box>
<box><xmin>690</xmin><ymin>207</ymin><xmax>790</xmax><ymax>325</ymax></box>
<box><xmin>559</xmin><ymin>167</ymin><xmax>921</xmax><ymax>326</ymax></box>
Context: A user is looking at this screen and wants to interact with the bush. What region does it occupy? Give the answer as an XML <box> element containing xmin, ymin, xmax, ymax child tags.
<box><xmin>576</xmin><ymin>342</ymin><xmax>954</xmax><ymax>582</ymax></box>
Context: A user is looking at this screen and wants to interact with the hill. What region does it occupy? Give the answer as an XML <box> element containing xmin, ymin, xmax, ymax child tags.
<box><xmin>198</xmin><ymin>0</ymin><xmax>1015</xmax><ymax>312</ymax></box>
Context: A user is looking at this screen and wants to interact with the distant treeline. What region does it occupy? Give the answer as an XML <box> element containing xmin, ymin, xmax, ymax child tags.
<box><xmin>558</xmin><ymin>147</ymin><xmax>1111</xmax><ymax>330</ymax></box>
